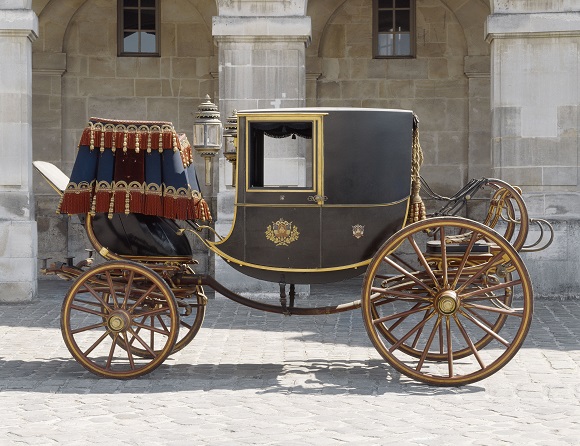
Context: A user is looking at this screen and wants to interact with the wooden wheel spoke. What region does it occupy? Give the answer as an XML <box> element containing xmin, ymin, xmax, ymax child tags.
<box><xmin>122</xmin><ymin>270</ymin><xmax>135</xmax><ymax>309</ymax></box>
<box><xmin>132</xmin><ymin>320</ymin><xmax>171</xmax><ymax>337</ymax></box>
<box><xmin>70</xmin><ymin>303</ymin><xmax>107</xmax><ymax>318</ymax></box>
<box><xmin>155</xmin><ymin>314</ymin><xmax>170</xmax><ymax>333</ymax></box>
<box><xmin>133</xmin><ymin>305</ymin><xmax>171</xmax><ymax>319</ymax></box>
<box><xmin>71</xmin><ymin>321</ymin><xmax>108</xmax><ymax>335</ymax></box>
<box><xmin>373</xmin><ymin>304</ymin><xmax>431</xmax><ymax>325</ymax></box>
<box><xmin>382</xmin><ymin>257</ymin><xmax>435</xmax><ymax>296</ymax></box>
<box><xmin>125</xmin><ymin>315</ymin><xmax>147</xmax><ymax>348</ymax></box>
<box><xmin>453</xmin><ymin>315</ymin><xmax>486</xmax><ymax>370</ymax></box>
<box><xmin>463</xmin><ymin>306</ymin><xmax>495</xmax><ymax>328</ymax></box>
<box><xmin>464</xmin><ymin>303</ymin><xmax>523</xmax><ymax>318</ymax></box>
<box><xmin>407</xmin><ymin>235</ymin><xmax>441</xmax><ymax>289</ymax></box>
<box><xmin>370</xmin><ymin>293</ymin><xmax>397</xmax><ymax>305</ymax></box>
<box><xmin>371</xmin><ymin>287</ymin><xmax>431</xmax><ymax>302</ymax></box>
<box><xmin>388</xmin><ymin>311</ymin><xmax>436</xmax><ymax>353</ymax></box>
<box><xmin>456</xmin><ymin>250</ymin><xmax>507</xmax><ymax>294</ymax></box>
<box><xmin>105</xmin><ymin>271</ymin><xmax>121</xmax><ymax>309</ymax></box>
<box><xmin>390</xmin><ymin>253</ymin><xmax>416</xmax><ymax>273</ymax></box>
<box><xmin>149</xmin><ymin>316</ymin><xmax>155</xmax><ymax>352</ymax></box>
<box><xmin>416</xmin><ymin>316</ymin><xmax>442</xmax><ymax>372</ymax></box>
<box><xmin>129</xmin><ymin>284</ymin><xmax>160</xmax><ymax>312</ymax></box>
<box><xmin>105</xmin><ymin>333</ymin><xmax>117</xmax><ymax>369</ymax></box>
<box><xmin>451</xmin><ymin>231</ymin><xmax>480</xmax><ymax>289</ymax></box>
<box><xmin>445</xmin><ymin>316</ymin><xmax>453</xmax><ymax>378</ymax></box>
<box><xmin>440</xmin><ymin>226</ymin><xmax>448</xmax><ymax>287</ymax></box>
<box><xmin>180</xmin><ymin>320</ymin><xmax>193</xmax><ymax>330</ymax></box>
<box><xmin>83</xmin><ymin>329</ymin><xmax>112</xmax><ymax>357</ymax></box>
<box><xmin>122</xmin><ymin>332</ymin><xmax>136</xmax><ymax>370</ymax></box>
<box><xmin>389</xmin><ymin>302</ymin><xmax>424</xmax><ymax>331</ymax></box>
<box><xmin>71</xmin><ymin>297</ymin><xmax>106</xmax><ymax>309</ymax></box>
<box><xmin>82</xmin><ymin>283</ymin><xmax>113</xmax><ymax>313</ymax></box>
<box><xmin>127</xmin><ymin>328</ymin><xmax>158</xmax><ymax>358</ymax></box>
<box><xmin>459</xmin><ymin>309</ymin><xmax>511</xmax><ymax>347</ymax></box>
<box><xmin>460</xmin><ymin>279</ymin><xmax>521</xmax><ymax>300</ymax></box>
<box><xmin>411</xmin><ymin>309</ymin><xmax>435</xmax><ymax>348</ymax></box>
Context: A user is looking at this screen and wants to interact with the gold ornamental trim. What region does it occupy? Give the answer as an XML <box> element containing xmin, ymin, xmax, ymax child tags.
<box><xmin>352</xmin><ymin>224</ymin><xmax>365</xmax><ymax>239</ymax></box>
<box><xmin>265</xmin><ymin>218</ymin><xmax>300</xmax><ymax>246</ymax></box>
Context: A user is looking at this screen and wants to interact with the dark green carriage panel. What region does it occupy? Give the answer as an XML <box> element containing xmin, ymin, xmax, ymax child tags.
<box><xmin>322</xmin><ymin>109</ymin><xmax>413</xmax><ymax>205</ymax></box>
<box><xmin>213</xmin><ymin>107</ymin><xmax>415</xmax><ymax>284</ymax></box>
<box><xmin>212</xmin><ymin>206</ymin><xmax>321</xmax><ymax>269</ymax></box>
<box><xmin>320</xmin><ymin>201</ymin><xmax>409</xmax><ymax>267</ymax></box>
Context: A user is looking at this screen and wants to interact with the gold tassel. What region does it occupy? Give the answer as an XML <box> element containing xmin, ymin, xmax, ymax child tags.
<box><xmin>408</xmin><ymin>114</ymin><xmax>426</xmax><ymax>224</ymax></box>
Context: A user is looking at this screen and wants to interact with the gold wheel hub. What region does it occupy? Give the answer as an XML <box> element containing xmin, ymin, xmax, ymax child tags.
<box><xmin>107</xmin><ymin>311</ymin><xmax>131</xmax><ymax>332</ymax></box>
<box><xmin>436</xmin><ymin>290</ymin><xmax>459</xmax><ymax>315</ymax></box>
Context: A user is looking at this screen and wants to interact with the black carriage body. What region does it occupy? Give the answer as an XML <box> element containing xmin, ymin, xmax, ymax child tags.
<box><xmin>89</xmin><ymin>213</ymin><xmax>192</xmax><ymax>258</ymax></box>
<box><xmin>210</xmin><ymin>108</ymin><xmax>414</xmax><ymax>284</ymax></box>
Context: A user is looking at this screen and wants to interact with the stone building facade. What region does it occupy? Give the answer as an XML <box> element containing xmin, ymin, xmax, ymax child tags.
<box><xmin>0</xmin><ymin>0</ymin><xmax>578</xmax><ymax>301</ymax></box>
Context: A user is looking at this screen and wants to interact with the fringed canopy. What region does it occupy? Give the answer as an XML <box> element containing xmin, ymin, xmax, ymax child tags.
<box><xmin>58</xmin><ymin>117</ymin><xmax>211</xmax><ymax>221</ymax></box>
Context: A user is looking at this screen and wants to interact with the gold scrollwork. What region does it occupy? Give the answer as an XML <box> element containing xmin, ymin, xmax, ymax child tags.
<box><xmin>265</xmin><ymin>218</ymin><xmax>300</xmax><ymax>246</ymax></box>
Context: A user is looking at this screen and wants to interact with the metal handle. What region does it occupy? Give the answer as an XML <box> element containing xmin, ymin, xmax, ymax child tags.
<box><xmin>308</xmin><ymin>195</ymin><xmax>328</xmax><ymax>205</ymax></box>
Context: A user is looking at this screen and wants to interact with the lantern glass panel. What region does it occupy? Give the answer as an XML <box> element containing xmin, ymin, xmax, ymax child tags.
<box><xmin>207</xmin><ymin>124</ymin><xmax>221</xmax><ymax>146</ymax></box>
<box><xmin>193</xmin><ymin>124</ymin><xmax>206</xmax><ymax>147</ymax></box>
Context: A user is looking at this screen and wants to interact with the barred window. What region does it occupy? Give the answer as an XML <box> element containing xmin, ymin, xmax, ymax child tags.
<box><xmin>118</xmin><ymin>0</ymin><xmax>159</xmax><ymax>56</ymax></box>
<box><xmin>374</xmin><ymin>0</ymin><xmax>415</xmax><ymax>58</ymax></box>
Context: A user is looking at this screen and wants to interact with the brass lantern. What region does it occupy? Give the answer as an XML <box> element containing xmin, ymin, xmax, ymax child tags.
<box><xmin>193</xmin><ymin>95</ymin><xmax>222</xmax><ymax>186</ymax></box>
<box><xmin>222</xmin><ymin>110</ymin><xmax>238</xmax><ymax>187</ymax></box>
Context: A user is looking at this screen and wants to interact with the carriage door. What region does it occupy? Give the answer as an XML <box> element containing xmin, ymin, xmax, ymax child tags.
<box><xmin>240</xmin><ymin>113</ymin><xmax>325</xmax><ymax>269</ymax></box>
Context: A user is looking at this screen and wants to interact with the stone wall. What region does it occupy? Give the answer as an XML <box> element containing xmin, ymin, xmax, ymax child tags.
<box><xmin>487</xmin><ymin>6</ymin><xmax>580</xmax><ymax>297</ymax></box>
<box><xmin>307</xmin><ymin>0</ymin><xmax>487</xmax><ymax>199</ymax></box>
<box><xmin>0</xmin><ymin>3</ymin><xmax>38</xmax><ymax>301</ymax></box>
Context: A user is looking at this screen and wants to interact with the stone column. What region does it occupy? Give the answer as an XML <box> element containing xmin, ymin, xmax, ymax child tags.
<box><xmin>486</xmin><ymin>6</ymin><xmax>580</xmax><ymax>298</ymax></box>
<box><xmin>0</xmin><ymin>2</ymin><xmax>38</xmax><ymax>302</ymax></box>
<box><xmin>464</xmin><ymin>56</ymin><xmax>491</xmax><ymax>182</ymax></box>
<box><xmin>212</xmin><ymin>13</ymin><xmax>311</xmax><ymax>297</ymax></box>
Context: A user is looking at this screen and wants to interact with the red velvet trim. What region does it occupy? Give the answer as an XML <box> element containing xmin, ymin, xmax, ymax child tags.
<box><xmin>129</xmin><ymin>190</ymin><xmax>144</xmax><ymax>214</ymax></box>
<box><xmin>94</xmin><ymin>190</ymin><xmax>112</xmax><ymax>213</ymax></box>
<box><xmin>59</xmin><ymin>190</ymin><xmax>92</xmax><ymax>214</ymax></box>
<box><xmin>144</xmin><ymin>193</ymin><xmax>162</xmax><ymax>216</ymax></box>
<box><xmin>163</xmin><ymin>195</ymin><xmax>174</xmax><ymax>219</ymax></box>
<box><xmin>113</xmin><ymin>191</ymin><xmax>127</xmax><ymax>214</ymax></box>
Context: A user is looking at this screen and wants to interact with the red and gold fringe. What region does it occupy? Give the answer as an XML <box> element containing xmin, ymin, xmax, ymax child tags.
<box><xmin>94</xmin><ymin>190</ymin><xmax>112</xmax><ymax>213</ymax></box>
<box><xmin>163</xmin><ymin>196</ymin><xmax>175</xmax><ymax>219</ymax></box>
<box><xmin>113</xmin><ymin>190</ymin><xmax>127</xmax><ymax>214</ymax></box>
<box><xmin>129</xmin><ymin>190</ymin><xmax>144</xmax><ymax>214</ymax></box>
<box><xmin>59</xmin><ymin>190</ymin><xmax>92</xmax><ymax>214</ymax></box>
<box><xmin>145</xmin><ymin>194</ymin><xmax>162</xmax><ymax>216</ymax></box>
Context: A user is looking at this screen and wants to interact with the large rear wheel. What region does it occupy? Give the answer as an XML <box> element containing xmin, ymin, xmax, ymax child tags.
<box><xmin>361</xmin><ymin>217</ymin><xmax>533</xmax><ymax>386</ymax></box>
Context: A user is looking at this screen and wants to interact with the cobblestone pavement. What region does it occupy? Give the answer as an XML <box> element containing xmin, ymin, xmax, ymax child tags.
<box><xmin>0</xmin><ymin>279</ymin><xmax>579</xmax><ymax>445</ymax></box>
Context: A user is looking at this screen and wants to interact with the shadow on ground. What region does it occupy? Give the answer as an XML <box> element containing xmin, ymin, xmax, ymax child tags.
<box><xmin>0</xmin><ymin>355</ymin><xmax>484</xmax><ymax>396</ymax></box>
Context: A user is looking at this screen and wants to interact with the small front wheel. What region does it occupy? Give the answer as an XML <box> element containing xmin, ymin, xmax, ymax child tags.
<box><xmin>61</xmin><ymin>261</ymin><xmax>179</xmax><ymax>378</ymax></box>
<box><xmin>361</xmin><ymin>217</ymin><xmax>533</xmax><ymax>386</ymax></box>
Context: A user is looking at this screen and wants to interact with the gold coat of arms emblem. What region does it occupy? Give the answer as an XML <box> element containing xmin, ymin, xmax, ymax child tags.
<box><xmin>265</xmin><ymin>218</ymin><xmax>300</xmax><ymax>246</ymax></box>
<box><xmin>352</xmin><ymin>224</ymin><xmax>365</xmax><ymax>239</ymax></box>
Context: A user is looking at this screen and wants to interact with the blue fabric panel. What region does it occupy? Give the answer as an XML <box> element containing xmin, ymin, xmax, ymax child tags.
<box><xmin>96</xmin><ymin>149</ymin><xmax>115</xmax><ymax>182</ymax></box>
<box><xmin>69</xmin><ymin>145</ymin><xmax>98</xmax><ymax>184</ymax></box>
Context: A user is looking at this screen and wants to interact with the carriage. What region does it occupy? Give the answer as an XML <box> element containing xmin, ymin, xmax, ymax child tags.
<box><xmin>34</xmin><ymin>107</ymin><xmax>553</xmax><ymax>386</ymax></box>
